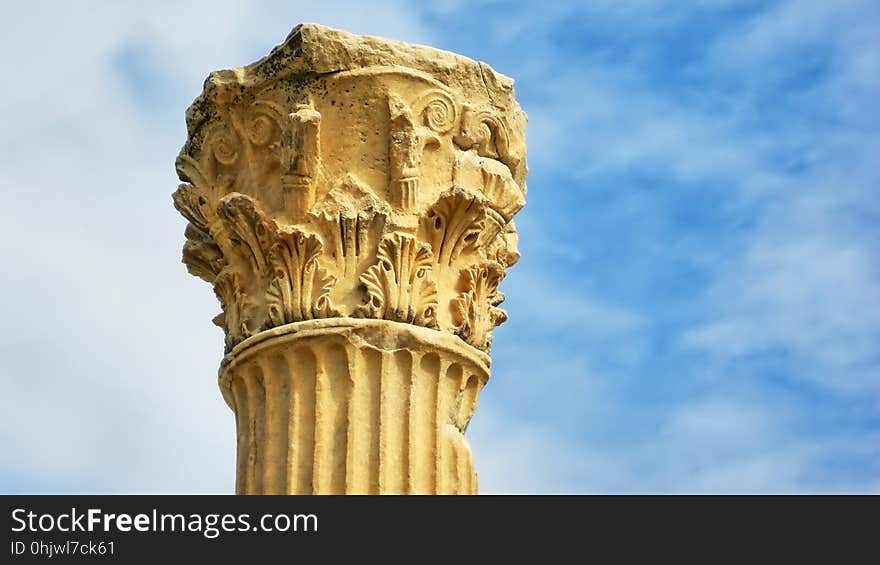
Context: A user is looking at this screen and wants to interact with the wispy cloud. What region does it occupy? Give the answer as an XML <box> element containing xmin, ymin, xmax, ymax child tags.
<box><xmin>0</xmin><ymin>0</ymin><xmax>432</xmax><ymax>493</ymax></box>
<box><xmin>1</xmin><ymin>0</ymin><xmax>876</xmax><ymax>493</ymax></box>
<box><xmin>438</xmin><ymin>0</ymin><xmax>880</xmax><ymax>492</ymax></box>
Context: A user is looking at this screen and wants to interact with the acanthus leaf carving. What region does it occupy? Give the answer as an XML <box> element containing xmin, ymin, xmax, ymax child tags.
<box><xmin>452</xmin><ymin>261</ymin><xmax>507</xmax><ymax>351</ymax></box>
<box><xmin>175</xmin><ymin>50</ymin><xmax>525</xmax><ymax>355</ymax></box>
<box><xmin>173</xmin><ymin>182</ymin><xmax>211</xmax><ymax>232</ymax></box>
<box><xmin>420</xmin><ymin>188</ymin><xmax>486</xmax><ymax>269</ymax></box>
<box><xmin>311</xmin><ymin>174</ymin><xmax>388</xmax><ymax>280</ymax></box>
<box><xmin>325</xmin><ymin>210</ymin><xmax>387</xmax><ymax>278</ymax></box>
<box><xmin>215</xmin><ymin>192</ymin><xmax>273</xmax><ymax>275</ymax></box>
<box><xmin>173</xmin><ymin>172</ymin><xmax>234</xmax><ymax>285</ymax></box>
<box><xmin>266</xmin><ymin>227</ymin><xmax>338</xmax><ymax>326</ymax></box>
<box><xmin>213</xmin><ymin>269</ymin><xmax>251</xmax><ymax>349</ymax></box>
<box><xmin>358</xmin><ymin>232</ymin><xmax>439</xmax><ymax>328</ymax></box>
<box><xmin>182</xmin><ymin>223</ymin><xmax>226</xmax><ymax>283</ymax></box>
<box><xmin>489</xmin><ymin>220</ymin><xmax>521</xmax><ymax>268</ymax></box>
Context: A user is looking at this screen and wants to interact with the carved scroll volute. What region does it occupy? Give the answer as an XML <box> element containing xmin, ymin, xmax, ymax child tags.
<box><xmin>282</xmin><ymin>103</ymin><xmax>322</xmax><ymax>216</ymax></box>
<box><xmin>174</xmin><ymin>25</ymin><xmax>526</xmax><ymax>356</ymax></box>
<box><xmin>174</xmin><ymin>137</ymin><xmax>239</xmax><ymax>286</ymax></box>
<box><xmin>454</xmin><ymin>104</ymin><xmax>510</xmax><ymax>163</ymax></box>
<box><xmin>358</xmin><ymin>233</ymin><xmax>439</xmax><ymax>328</ymax></box>
<box><xmin>453</xmin><ymin>103</ymin><xmax>526</xmax><ymax>188</ymax></box>
<box><xmin>206</xmin><ymin>120</ymin><xmax>243</xmax><ymax>176</ymax></box>
<box><xmin>173</xmin><ymin>24</ymin><xmax>530</xmax><ymax>496</ymax></box>
<box><xmin>415</xmin><ymin>89</ymin><xmax>458</xmax><ymax>136</ymax></box>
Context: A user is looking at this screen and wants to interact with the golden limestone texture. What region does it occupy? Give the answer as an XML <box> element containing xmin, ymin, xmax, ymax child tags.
<box><xmin>173</xmin><ymin>23</ymin><xmax>527</xmax><ymax>494</ymax></box>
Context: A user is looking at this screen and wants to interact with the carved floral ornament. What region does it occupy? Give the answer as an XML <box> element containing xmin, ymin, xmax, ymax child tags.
<box><xmin>174</xmin><ymin>30</ymin><xmax>526</xmax><ymax>354</ymax></box>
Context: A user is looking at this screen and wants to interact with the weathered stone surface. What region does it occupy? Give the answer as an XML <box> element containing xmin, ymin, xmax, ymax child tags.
<box><xmin>174</xmin><ymin>23</ymin><xmax>527</xmax><ymax>494</ymax></box>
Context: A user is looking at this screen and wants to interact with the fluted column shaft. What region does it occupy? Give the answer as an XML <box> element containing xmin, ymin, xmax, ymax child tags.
<box><xmin>222</xmin><ymin>319</ymin><xmax>487</xmax><ymax>494</ymax></box>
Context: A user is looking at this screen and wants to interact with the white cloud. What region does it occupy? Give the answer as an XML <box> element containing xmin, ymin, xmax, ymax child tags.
<box><xmin>675</xmin><ymin>2</ymin><xmax>880</xmax><ymax>394</ymax></box>
<box><xmin>681</xmin><ymin>209</ymin><xmax>880</xmax><ymax>396</ymax></box>
<box><xmin>477</xmin><ymin>0</ymin><xmax>879</xmax><ymax>492</ymax></box>
<box><xmin>1</xmin><ymin>0</ymin><xmax>876</xmax><ymax>494</ymax></box>
<box><xmin>510</xmin><ymin>0</ymin><xmax>880</xmax><ymax>398</ymax></box>
<box><xmin>0</xmin><ymin>0</ymin><xmax>432</xmax><ymax>493</ymax></box>
<box><xmin>471</xmin><ymin>404</ymin><xmax>624</xmax><ymax>494</ymax></box>
<box><xmin>473</xmin><ymin>389</ymin><xmax>878</xmax><ymax>493</ymax></box>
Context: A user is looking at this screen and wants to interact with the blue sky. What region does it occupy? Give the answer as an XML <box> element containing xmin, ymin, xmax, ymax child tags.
<box><xmin>1</xmin><ymin>0</ymin><xmax>877</xmax><ymax>493</ymax></box>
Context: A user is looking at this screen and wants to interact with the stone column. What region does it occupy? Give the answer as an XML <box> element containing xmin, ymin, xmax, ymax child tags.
<box><xmin>173</xmin><ymin>24</ymin><xmax>527</xmax><ymax>494</ymax></box>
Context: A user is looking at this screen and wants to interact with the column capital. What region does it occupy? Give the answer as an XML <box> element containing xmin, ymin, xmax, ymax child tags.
<box><xmin>173</xmin><ymin>23</ymin><xmax>527</xmax><ymax>354</ymax></box>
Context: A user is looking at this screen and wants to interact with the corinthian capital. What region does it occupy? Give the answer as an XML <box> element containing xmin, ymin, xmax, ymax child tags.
<box><xmin>173</xmin><ymin>24</ymin><xmax>527</xmax><ymax>494</ymax></box>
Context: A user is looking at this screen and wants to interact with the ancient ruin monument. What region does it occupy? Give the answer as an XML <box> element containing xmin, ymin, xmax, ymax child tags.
<box><xmin>173</xmin><ymin>24</ymin><xmax>527</xmax><ymax>494</ymax></box>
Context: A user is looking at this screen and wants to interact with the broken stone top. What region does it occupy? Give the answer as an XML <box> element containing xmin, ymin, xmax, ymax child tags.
<box><xmin>186</xmin><ymin>25</ymin><xmax>519</xmax><ymax>125</ymax></box>
<box><xmin>174</xmin><ymin>23</ymin><xmax>527</xmax><ymax>354</ymax></box>
<box><xmin>179</xmin><ymin>23</ymin><xmax>526</xmax><ymax>187</ymax></box>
